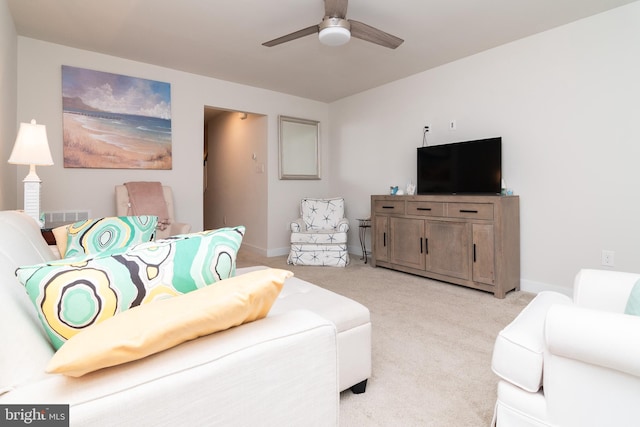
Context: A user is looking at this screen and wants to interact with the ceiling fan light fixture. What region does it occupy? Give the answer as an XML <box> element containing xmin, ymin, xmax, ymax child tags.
<box><xmin>318</xmin><ymin>17</ymin><xmax>351</xmax><ymax>46</ymax></box>
<box><xmin>262</xmin><ymin>3</ymin><xmax>403</xmax><ymax>50</ymax></box>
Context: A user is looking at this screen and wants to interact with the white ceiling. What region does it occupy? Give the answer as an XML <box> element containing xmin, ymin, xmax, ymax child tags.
<box><xmin>7</xmin><ymin>0</ymin><xmax>637</xmax><ymax>103</ymax></box>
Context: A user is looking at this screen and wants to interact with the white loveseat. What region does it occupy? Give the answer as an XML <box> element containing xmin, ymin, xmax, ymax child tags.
<box><xmin>491</xmin><ymin>269</ymin><xmax>640</xmax><ymax>427</ymax></box>
<box><xmin>0</xmin><ymin>210</ymin><xmax>371</xmax><ymax>425</ymax></box>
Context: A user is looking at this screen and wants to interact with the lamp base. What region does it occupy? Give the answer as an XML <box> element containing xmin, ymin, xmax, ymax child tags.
<box><xmin>23</xmin><ymin>165</ymin><xmax>44</xmax><ymax>227</ymax></box>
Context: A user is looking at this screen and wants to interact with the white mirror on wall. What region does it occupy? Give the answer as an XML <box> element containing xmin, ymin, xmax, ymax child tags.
<box><xmin>279</xmin><ymin>115</ymin><xmax>320</xmax><ymax>180</ymax></box>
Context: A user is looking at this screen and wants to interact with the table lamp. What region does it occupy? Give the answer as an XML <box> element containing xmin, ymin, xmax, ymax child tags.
<box><xmin>8</xmin><ymin>119</ymin><xmax>54</xmax><ymax>227</ymax></box>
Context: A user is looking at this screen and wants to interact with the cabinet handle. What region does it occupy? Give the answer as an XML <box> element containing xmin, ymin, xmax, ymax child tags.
<box><xmin>425</xmin><ymin>238</ymin><xmax>429</xmax><ymax>254</ymax></box>
<box><xmin>417</xmin><ymin>207</ymin><xmax>432</xmax><ymax>211</ymax></box>
<box><xmin>383</xmin><ymin>232</ymin><xmax>386</xmax><ymax>247</ymax></box>
<box><xmin>420</xmin><ymin>238</ymin><xmax>423</xmax><ymax>254</ymax></box>
<box><xmin>382</xmin><ymin>206</ymin><xmax>395</xmax><ymax>209</ymax></box>
<box><xmin>460</xmin><ymin>209</ymin><xmax>478</xmax><ymax>214</ymax></box>
<box><xmin>473</xmin><ymin>243</ymin><xmax>477</xmax><ymax>262</ymax></box>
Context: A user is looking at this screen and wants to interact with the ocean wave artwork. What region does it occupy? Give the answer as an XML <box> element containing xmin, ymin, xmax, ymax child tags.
<box><xmin>62</xmin><ymin>65</ymin><xmax>172</xmax><ymax>169</ymax></box>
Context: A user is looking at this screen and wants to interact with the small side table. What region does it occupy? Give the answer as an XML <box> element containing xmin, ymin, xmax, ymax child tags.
<box><xmin>357</xmin><ymin>218</ymin><xmax>371</xmax><ymax>264</ymax></box>
<box><xmin>41</xmin><ymin>228</ymin><xmax>57</xmax><ymax>245</ymax></box>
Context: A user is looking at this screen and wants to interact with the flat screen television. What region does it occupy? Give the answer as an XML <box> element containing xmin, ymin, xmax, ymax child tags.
<box><xmin>417</xmin><ymin>137</ymin><xmax>501</xmax><ymax>195</ymax></box>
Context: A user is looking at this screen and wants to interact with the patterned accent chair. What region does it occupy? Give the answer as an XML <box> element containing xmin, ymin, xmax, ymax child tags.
<box><xmin>288</xmin><ymin>197</ymin><xmax>350</xmax><ymax>267</ymax></box>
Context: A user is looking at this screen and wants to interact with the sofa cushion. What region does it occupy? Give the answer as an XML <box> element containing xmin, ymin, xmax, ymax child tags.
<box><xmin>16</xmin><ymin>226</ymin><xmax>245</xmax><ymax>349</ymax></box>
<box><xmin>0</xmin><ymin>211</ymin><xmax>58</xmax><ymax>394</ymax></box>
<box><xmin>63</xmin><ymin>216</ymin><xmax>158</xmax><ymax>258</ymax></box>
<box><xmin>236</xmin><ymin>266</ymin><xmax>370</xmax><ymax>334</ymax></box>
<box><xmin>624</xmin><ymin>279</ymin><xmax>640</xmax><ymax>316</ymax></box>
<box><xmin>301</xmin><ymin>198</ymin><xmax>345</xmax><ymax>230</ymax></box>
<box><xmin>47</xmin><ymin>268</ymin><xmax>290</xmax><ymax>377</ymax></box>
<box><xmin>0</xmin><ymin>257</ymin><xmax>54</xmax><ymax>394</ymax></box>
<box><xmin>290</xmin><ymin>231</ymin><xmax>348</xmax><ymax>244</ymax></box>
<box><xmin>268</xmin><ymin>274</ymin><xmax>369</xmax><ymax>333</ymax></box>
<box><xmin>287</xmin><ymin>247</ymin><xmax>349</xmax><ymax>267</ymax></box>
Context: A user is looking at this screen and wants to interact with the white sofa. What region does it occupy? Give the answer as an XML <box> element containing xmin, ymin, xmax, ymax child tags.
<box><xmin>0</xmin><ymin>210</ymin><xmax>371</xmax><ymax>425</ymax></box>
<box><xmin>491</xmin><ymin>269</ymin><xmax>640</xmax><ymax>427</ymax></box>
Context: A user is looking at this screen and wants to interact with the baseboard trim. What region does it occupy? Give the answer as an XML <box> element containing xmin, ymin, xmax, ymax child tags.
<box><xmin>520</xmin><ymin>278</ymin><xmax>572</xmax><ymax>296</ymax></box>
<box><xmin>348</xmin><ymin>244</ymin><xmax>366</xmax><ymax>258</ymax></box>
<box><xmin>266</xmin><ymin>247</ymin><xmax>290</xmax><ymax>257</ymax></box>
<box><xmin>239</xmin><ymin>243</ymin><xmax>268</xmax><ymax>257</ymax></box>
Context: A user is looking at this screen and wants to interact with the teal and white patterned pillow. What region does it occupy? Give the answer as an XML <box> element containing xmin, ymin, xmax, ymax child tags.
<box><xmin>16</xmin><ymin>226</ymin><xmax>245</xmax><ymax>349</ymax></box>
<box><xmin>624</xmin><ymin>279</ymin><xmax>640</xmax><ymax>316</ymax></box>
<box><xmin>64</xmin><ymin>216</ymin><xmax>158</xmax><ymax>258</ymax></box>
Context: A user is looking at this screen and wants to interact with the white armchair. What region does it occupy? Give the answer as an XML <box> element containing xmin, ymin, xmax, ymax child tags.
<box><xmin>491</xmin><ymin>269</ymin><xmax>640</xmax><ymax>427</ymax></box>
<box><xmin>287</xmin><ymin>197</ymin><xmax>350</xmax><ymax>267</ymax></box>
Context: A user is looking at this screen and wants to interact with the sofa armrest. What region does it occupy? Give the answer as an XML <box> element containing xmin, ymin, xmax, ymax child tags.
<box><xmin>573</xmin><ymin>269</ymin><xmax>640</xmax><ymax>313</ymax></box>
<box><xmin>1</xmin><ymin>310</ymin><xmax>339</xmax><ymax>426</ymax></box>
<box><xmin>290</xmin><ymin>218</ymin><xmax>305</xmax><ymax>232</ymax></box>
<box><xmin>546</xmin><ymin>304</ymin><xmax>640</xmax><ymax>378</ymax></box>
<box><xmin>542</xmin><ymin>304</ymin><xmax>640</xmax><ymax>426</ymax></box>
<box><xmin>492</xmin><ymin>291</ymin><xmax>571</xmax><ymax>392</ymax></box>
<box><xmin>336</xmin><ymin>218</ymin><xmax>349</xmax><ymax>232</ymax></box>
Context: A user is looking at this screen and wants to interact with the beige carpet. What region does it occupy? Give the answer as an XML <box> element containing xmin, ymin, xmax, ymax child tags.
<box><xmin>237</xmin><ymin>250</ymin><xmax>534</xmax><ymax>427</ymax></box>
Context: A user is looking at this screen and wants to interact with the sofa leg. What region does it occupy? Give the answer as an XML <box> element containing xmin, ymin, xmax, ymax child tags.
<box><xmin>350</xmin><ymin>379</ymin><xmax>367</xmax><ymax>394</ymax></box>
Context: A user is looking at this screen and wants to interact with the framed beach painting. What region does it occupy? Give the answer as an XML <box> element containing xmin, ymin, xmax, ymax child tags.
<box><xmin>62</xmin><ymin>65</ymin><xmax>172</xmax><ymax>169</ymax></box>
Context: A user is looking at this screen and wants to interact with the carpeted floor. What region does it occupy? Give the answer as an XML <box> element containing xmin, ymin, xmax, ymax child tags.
<box><xmin>237</xmin><ymin>250</ymin><xmax>534</xmax><ymax>426</ymax></box>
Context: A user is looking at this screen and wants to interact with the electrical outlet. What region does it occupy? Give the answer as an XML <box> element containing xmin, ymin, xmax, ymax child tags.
<box><xmin>601</xmin><ymin>250</ymin><xmax>615</xmax><ymax>267</ymax></box>
<box><xmin>449</xmin><ymin>120</ymin><xmax>457</xmax><ymax>131</ymax></box>
<box><xmin>424</xmin><ymin>125</ymin><xmax>430</xmax><ymax>133</ymax></box>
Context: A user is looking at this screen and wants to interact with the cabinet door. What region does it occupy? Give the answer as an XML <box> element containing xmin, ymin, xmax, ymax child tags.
<box><xmin>374</xmin><ymin>215</ymin><xmax>390</xmax><ymax>263</ymax></box>
<box><xmin>390</xmin><ymin>217</ymin><xmax>426</xmax><ymax>270</ymax></box>
<box><xmin>425</xmin><ymin>221</ymin><xmax>470</xmax><ymax>280</ymax></box>
<box><xmin>472</xmin><ymin>224</ymin><xmax>495</xmax><ymax>285</ymax></box>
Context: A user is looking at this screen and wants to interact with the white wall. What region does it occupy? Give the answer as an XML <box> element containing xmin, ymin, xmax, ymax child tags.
<box><xmin>12</xmin><ymin>4</ymin><xmax>640</xmax><ymax>292</ymax></box>
<box><xmin>329</xmin><ymin>2</ymin><xmax>640</xmax><ymax>293</ymax></box>
<box><xmin>15</xmin><ymin>37</ymin><xmax>330</xmax><ymax>254</ymax></box>
<box><xmin>0</xmin><ymin>0</ymin><xmax>17</xmax><ymax>210</ymax></box>
<box><xmin>204</xmin><ymin>112</ymin><xmax>269</xmax><ymax>254</ymax></box>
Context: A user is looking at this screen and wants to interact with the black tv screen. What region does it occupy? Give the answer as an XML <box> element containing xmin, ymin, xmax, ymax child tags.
<box><xmin>417</xmin><ymin>137</ymin><xmax>501</xmax><ymax>195</ymax></box>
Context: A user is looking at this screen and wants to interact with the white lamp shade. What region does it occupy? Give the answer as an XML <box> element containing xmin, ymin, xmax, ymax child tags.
<box><xmin>8</xmin><ymin>119</ymin><xmax>54</xmax><ymax>166</ymax></box>
<box><xmin>319</xmin><ymin>26</ymin><xmax>351</xmax><ymax>46</ymax></box>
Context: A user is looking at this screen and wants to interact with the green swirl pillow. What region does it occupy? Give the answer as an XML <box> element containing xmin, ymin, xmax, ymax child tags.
<box><xmin>624</xmin><ymin>279</ymin><xmax>640</xmax><ymax>316</ymax></box>
<box><xmin>64</xmin><ymin>216</ymin><xmax>158</xmax><ymax>258</ymax></box>
<box><xmin>16</xmin><ymin>226</ymin><xmax>245</xmax><ymax>349</ymax></box>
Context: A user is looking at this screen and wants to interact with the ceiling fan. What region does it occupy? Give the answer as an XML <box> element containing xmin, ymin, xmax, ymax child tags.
<box><xmin>262</xmin><ymin>0</ymin><xmax>403</xmax><ymax>49</ymax></box>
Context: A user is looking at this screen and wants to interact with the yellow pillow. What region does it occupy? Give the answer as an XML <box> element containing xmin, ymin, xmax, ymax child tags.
<box><xmin>52</xmin><ymin>225</ymin><xmax>70</xmax><ymax>257</ymax></box>
<box><xmin>47</xmin><ymin>268</ymin><xmax>292</xmax><ymax>377</ymax></box>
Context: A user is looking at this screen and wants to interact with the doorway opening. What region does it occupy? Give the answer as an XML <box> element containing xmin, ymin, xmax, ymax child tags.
<box><xmin>203</xmin><ymin>107</ymin><xmax>268</xmax><ymax>253</ymax></box>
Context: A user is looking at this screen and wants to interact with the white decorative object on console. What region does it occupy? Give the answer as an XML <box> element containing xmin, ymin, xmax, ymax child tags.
<box><xmin>8</xmin><ymin>119</ymin><xmax>53</xmax><ymax>227</ymax></box>
<box><xmin>406</xmin><ymin>182</ymin><xmax>416</xmax><ymax>195</ymax></box>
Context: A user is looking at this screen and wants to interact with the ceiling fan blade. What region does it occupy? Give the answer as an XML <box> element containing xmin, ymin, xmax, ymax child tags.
<box><xmin>349</xmin><ymin>20</ymin><xmax>404</xmax><ymax>49</ymax></box>
<box><xmin>262</xmin><ymin>25</ymin><xmax>319</xmax><ymax>47</ymax></box>
<box><xmin>324</xmin><ymin>0</ymin><xmax>348</xmax><ymax>18</ymax></box>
